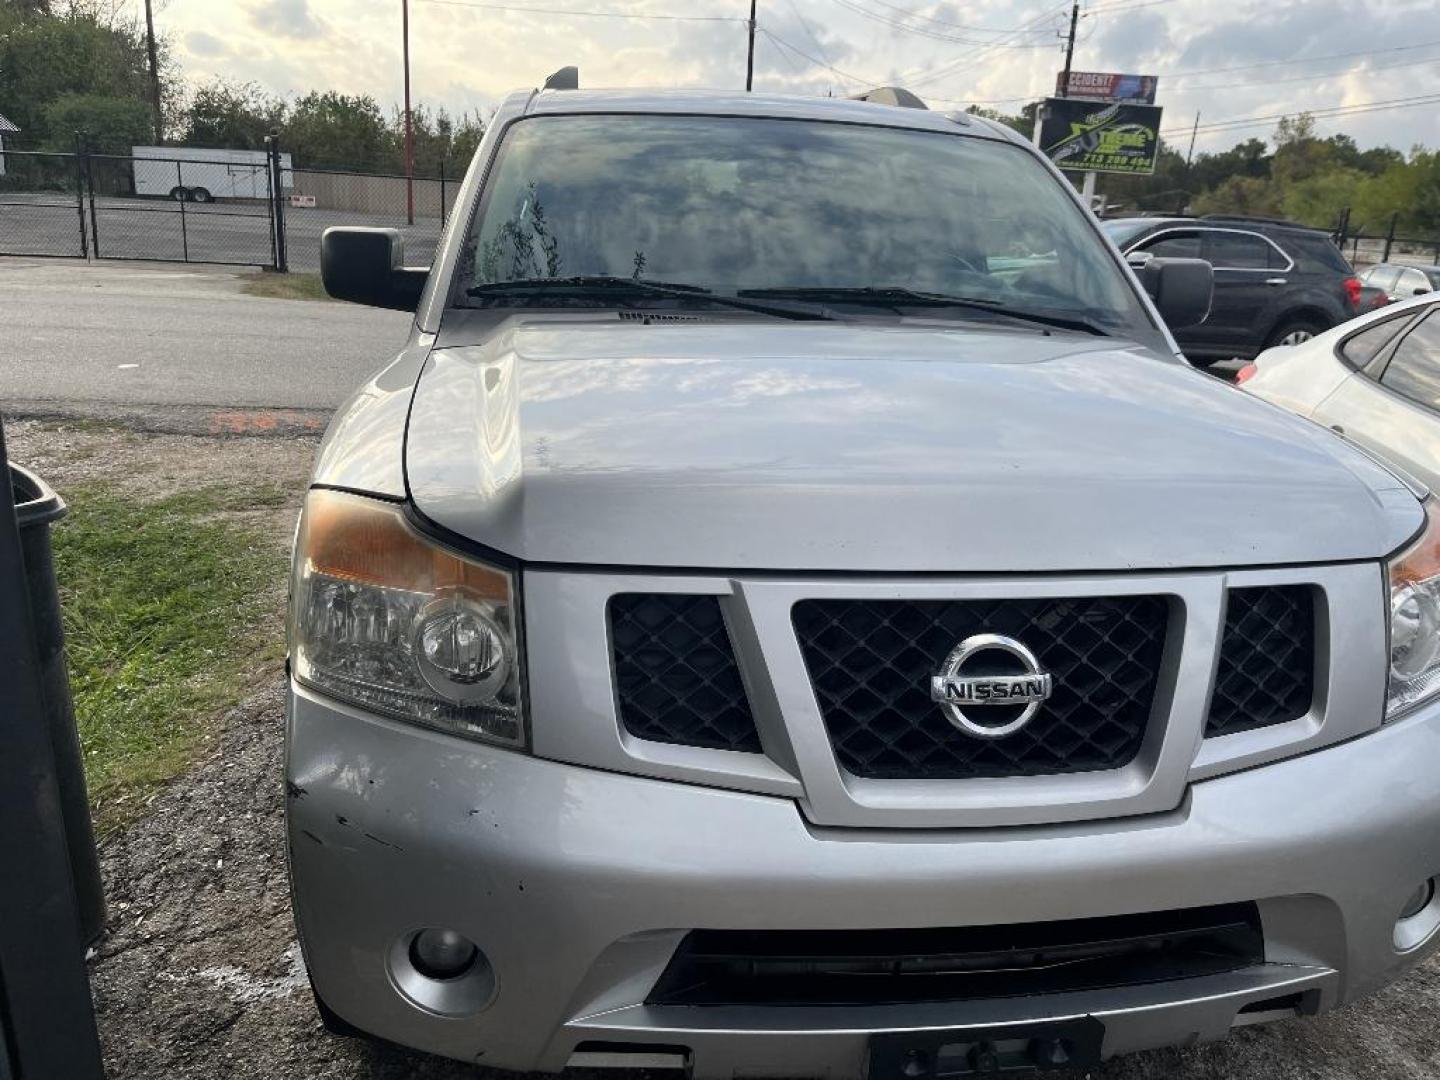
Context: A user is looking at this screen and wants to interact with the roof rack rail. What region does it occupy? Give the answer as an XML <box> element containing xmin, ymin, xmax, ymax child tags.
<box><xmin>850</xmin><ymin>86</ymin><xmax>928</xmax><ymax>110</ymax></box>
<box><xmin>542</xmin><ymin>66</ymin><xmax>579</xmax><ymax>91</ymax></box>
<box><xmin>1200</xmin><ymin>214</ymin><xmax>1315</xmax><ymax>229</ymax></box>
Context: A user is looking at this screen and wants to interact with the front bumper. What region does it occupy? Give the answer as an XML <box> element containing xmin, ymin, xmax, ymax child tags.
<box><xmin>287</xmin><ymin>681</ymin><xmax>1440</xmax><ymax>1076</ymax></box>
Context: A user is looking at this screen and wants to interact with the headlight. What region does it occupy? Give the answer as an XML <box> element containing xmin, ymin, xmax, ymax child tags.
<box><xmin>289</xmin><ymin>488</ymin><xmax>524</xmax><ymax>747</ymax></box>
<box><xmin>1388</xmin><ymin>499</ymin><xmax>1440</xmax><ymax>719</ymax></box>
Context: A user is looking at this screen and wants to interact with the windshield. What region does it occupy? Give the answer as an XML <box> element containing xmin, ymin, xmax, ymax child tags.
<box><xmin>456</xmin><ymin>115</ymin><xmax>1153</xmax><ymax>335</ymax></box>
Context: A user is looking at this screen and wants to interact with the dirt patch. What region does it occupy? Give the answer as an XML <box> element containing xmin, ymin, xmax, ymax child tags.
<box><xmin>89</xmin><ymin>679</ymin><xmax>488</xmax><ymax>1080</ymax></box>
<box><xmin>239</xmin><ymin>270</ymin><xmax>331</xmax><ymax>302</ymax></box>
<box><xmin>7</xmin><ymin>418</ymin><xmax>316</xmax><ymax>544</ymax></box>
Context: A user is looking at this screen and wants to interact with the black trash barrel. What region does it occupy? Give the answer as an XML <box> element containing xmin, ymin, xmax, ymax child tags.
<box><xmin>10</xmin><ymin>464</ymin><xmax>105</xmax><ymax>946</ymax></box>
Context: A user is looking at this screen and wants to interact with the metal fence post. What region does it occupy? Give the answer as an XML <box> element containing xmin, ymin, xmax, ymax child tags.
<box><xmin>0</xmin><ymin>415</ymin><xmax>105</xmax><ymax>1080</ymax></box>
<box><xmin>79</xmin><ymin>134</ymin><xmax>100</xmax><ymax>260</ymax></box>
<box><xmin>71</xmin><ymin>133</ymin><xmax>88</xmax><ymax>259</ymax></box>
<box><xmin>176</xmin><ymin>160</ymin><xmax>189</xmax><ymax>263</ymax></box>
<box><xmin>1383</xmin><ymin>212</ymin><xmax>1397</xmax><ymax>263</ymax></box>
<box><xmin>264</xmin><ymin>144</ymin><xmax>278</xmax><ymax>271</ymax></box>
<box><xmin>266</xmin><ymin>135</ymin><xmax>288</xmax><ymax>273</ymax></box>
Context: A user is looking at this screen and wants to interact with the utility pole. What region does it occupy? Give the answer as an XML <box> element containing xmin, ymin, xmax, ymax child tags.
<box><xmin>1054</xmin><ymin>1</ymin><xmax>1097</xmax><ymax>209</ymax></box>
<box><xmin>745</xmin><ymin>0</ymin><xmax>757</xmax><ymax>91</ymax></box>
<box><xmin>1185</xmin><ymin>110</ymin><xmax>1200</xmax><ymax>166</ymax></box>
<box><xmin>402</xmin><ymin>0</ymin><xmax>415</xmax><ymax>225</ymax></box>
<box><xmin>1059</xmin><ymin>0</ymin><xmax>1079</xmax><ymax>97</ymax></box>
<box><xmin>143</xmin><ymin>0</ymin><xmax>163</xmax><ymax>142</ymax></box>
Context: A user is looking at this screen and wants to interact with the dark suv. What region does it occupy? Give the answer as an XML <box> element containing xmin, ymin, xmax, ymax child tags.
<box><xmin>1102</xmin><ymin>215</ymin><xmax>1362</xmax><ymax>365</ymax></box>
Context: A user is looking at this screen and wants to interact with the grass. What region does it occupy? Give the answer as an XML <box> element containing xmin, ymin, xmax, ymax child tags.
<box><xmin>51</xmin><ymin>483</ymin><xmax>289</xmax><ymax>832</ymax></box>
<box><xmin>239</xmin><ymin>270</ymin><xmax>330</xmax><ymax>302</ymax></box>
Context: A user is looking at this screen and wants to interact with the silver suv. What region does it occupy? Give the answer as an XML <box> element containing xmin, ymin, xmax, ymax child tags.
<box><xmin>287</xmin><ymin>84</ymin><xmax>1440</xmax><ymax>1077</ymax></box>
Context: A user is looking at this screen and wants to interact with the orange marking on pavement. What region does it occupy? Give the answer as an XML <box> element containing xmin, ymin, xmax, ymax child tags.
<box><xmin>207</xmin><ymin>409</ymin><xmax>326</xmax><ymax>434</ymax></box>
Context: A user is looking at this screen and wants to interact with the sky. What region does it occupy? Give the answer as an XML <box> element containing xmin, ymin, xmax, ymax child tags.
<box><xmin>156</xmin><ymin>0</ymin><xmax>1440</xmax><ymax>155</ymax></box>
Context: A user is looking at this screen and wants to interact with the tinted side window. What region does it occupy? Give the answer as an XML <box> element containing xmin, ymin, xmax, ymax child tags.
<box><xmin>1342</xmin><ymin>314</ymin><xmax>1411</xmax><ymax>370</ymax></box>
<box><xmin>1288</xmin><ymin>233</ymin><xmax>1352</xmax><ymax>275</ymax></box>
<box><xmin>1139</xmin><ymin>232</ymin><xmax>1201</xmax><ymax>258</ymax></box>
<box><xmin>1380</xmin><ymin>311</ymin><xmax>1440</xmax><ymax>409</ymax></box>
<box><xmin>1368</xmin><ymin>266</ymin><xmax>1401</xmax><ymax>292</ymax></box>
<box><xmin>1203</xmin><ymin>231</ymin><xmax>1272</xmax><ymax>269</ymax></box>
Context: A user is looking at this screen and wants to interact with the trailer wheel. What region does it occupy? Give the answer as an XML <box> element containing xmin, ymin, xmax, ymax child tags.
<box><xmin>168</xmin><ymin>186</ymin><xmax>189</xmax><ymax>201</ymax></box>
<box><xmin>188</xmin><ymin>188</ymin><xmax>213</xmax><ymax>204</ymax></box>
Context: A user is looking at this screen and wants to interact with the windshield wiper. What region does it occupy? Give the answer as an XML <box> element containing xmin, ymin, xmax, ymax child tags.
<box><xmin>738</xmin><ymin>286</ymin><xmax>1111</xmax><ymax>336</ymax></box>
<box><xmin>466</xmin><ymin>276</ymin><xmax>834</xmax><ymax>321</ymax></box>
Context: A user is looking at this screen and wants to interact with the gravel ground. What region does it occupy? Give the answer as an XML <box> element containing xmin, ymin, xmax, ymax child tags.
<box><xmin>8</xmin><ymin>419</ymin><xmax>1440</xmax><ymax>1080</ymax></box>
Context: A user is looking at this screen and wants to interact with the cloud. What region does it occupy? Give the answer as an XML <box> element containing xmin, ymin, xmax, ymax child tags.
<box><xmin>1093</xmin><ymin>11</ymin><xmax>1172</xmax><ymax>68</ymax></box>
<box><xmin>184</xmin><ymin>30</ymin><xmax>230</xmax><ymax>59</ymax></box>
<box><xmin>156</xmin><ymin>0</ymin><xmax>1439</xmax><ymax>154</ymax></box>
<box><xmin>249</xmin><ymin>0</ymin><xmax>323</xmax><ymax>40</ymax></box>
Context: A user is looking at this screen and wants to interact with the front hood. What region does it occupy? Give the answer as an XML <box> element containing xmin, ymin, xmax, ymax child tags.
<box><xmin>404</xmin><ymin>318</ymin><xmax>1422</xmax><ymax>571</ymax></box>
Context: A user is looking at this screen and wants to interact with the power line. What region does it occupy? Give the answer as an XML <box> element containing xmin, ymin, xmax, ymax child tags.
<box><xmin>1081</xmin><ymin>0</ymin><xmax>1175</xmax><ymax>14</ymax></box>
<box><xmin>764</xmin><ymin>26</ymin><xmax>807</xmax><ymax>76</ymax></box>
<box><xmin>896</xmin><ymin>2</ymin><xmax>1071</xmax><ymax>88</ymax></box>
<box><xmin>784</xmin><ymin>0</ymin><xmax>836</xmax><ymax>71</ymax></box>
<box><xmin>758</xmin><ymin>27</ymin><xmax>875</xmax><ymax>85</ymax></box>
<box><xmin>1158</xmin><ymin>92</ymin><xmax>1440</xmax><ymax>138</ymax></box>
<box><xmin>924</xmin><ymin>37</ymin><xmax>1440</xmax><ymax>107</ymax></box>
<box><xmin>839</xmin><ymin>0</ymin><xmax>1055</xmax><ymax>35</ymax></box>
<box><xmin>829</xmin><ymin>0</ymin><xmax>1060</xmax><ymax>48</ymax></box>
<box><xmin>1162</xmin><ymin>37</ymin><xmax>1440</xmax><ymax>80</ymax></box>
<box><xmin>413</xmin><ymin>0</ymin><xmax>746</xmax><ymax>20</ymax></box>
<box><xmin>926</xmin><ymin>48</ymin><xmax>1440</xmax><ymax>106</ymax></box>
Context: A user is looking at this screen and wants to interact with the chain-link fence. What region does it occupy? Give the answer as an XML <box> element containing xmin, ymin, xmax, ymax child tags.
<box><xmin>84</xmin><ymin>153</ymin><xmax>278</xmax><ymax>266</ymax></box>
<box><xmin>2</xmin><ymin>143</ymin><xmax>458</xmax><ymax>272</ymax></box>
<box><xmin>0</xmin><ymin>150</ymin><xmax>89</xmax><ymax>258</ymax></box>
<box><xmin>283</xmin><ymin>165</ymin><xmax>458</xmax><ymax>271</ymax></box>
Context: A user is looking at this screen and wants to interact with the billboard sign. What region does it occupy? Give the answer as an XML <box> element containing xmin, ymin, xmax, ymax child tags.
<box><xmin>1038</xmin><ymin>98</ymin><xmax>1163</xmax><ymax>175</ymax></box>
<box><xmin>1055</xmin><ymin>71</ymin><xmax>1158</xmax><ymax>104</ymax></box>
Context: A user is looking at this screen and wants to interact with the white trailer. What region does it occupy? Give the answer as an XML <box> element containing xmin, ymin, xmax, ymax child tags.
<box><xmin>131</xmin><ymin>145</ymin><xmax>293</xmax><ymax>202</ymax></box>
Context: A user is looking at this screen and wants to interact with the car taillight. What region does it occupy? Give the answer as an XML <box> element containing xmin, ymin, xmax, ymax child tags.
<box><xmin>1235</xmin><ymin>362</ymin><xmax>1258</xmax><ymax>385</ymax></box>
<box><xmin>1344</xmin><ymin>276</ymin><xmax>1363</xmax><ymax>309</ymax></box>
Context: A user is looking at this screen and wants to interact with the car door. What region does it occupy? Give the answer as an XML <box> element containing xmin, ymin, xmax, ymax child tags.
<box><xmin>1197</xmin><ymin>229</ymin><xmax>1287</xmax><ymax>353</ymax></box>
<box><xmin>1313</xmin><ymin>305</ymin><xmax>1440</xmax><ymax>490</ymax></box>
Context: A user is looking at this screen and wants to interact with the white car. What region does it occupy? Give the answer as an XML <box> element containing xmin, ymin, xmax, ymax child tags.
<box><xmin>1239</xmin><ymin>292</ymin><xmax>1440</xmax><ymax>489</ymax></box>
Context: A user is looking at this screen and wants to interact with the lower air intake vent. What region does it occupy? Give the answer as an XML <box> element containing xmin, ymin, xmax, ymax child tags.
<box><xmin>609</xmin><ymin>593</ymin><xmax>762</xmax><ymax>753</ymax></box>
<box><xmin>647</xmin><ymin>903</ymin><xmax>1264</xmax><ymax>1007</ymax></box>
<box><xmin>1207</xmin><ymin>585</ymin><xmax>1315</xmax><ymax>737</ymax></box>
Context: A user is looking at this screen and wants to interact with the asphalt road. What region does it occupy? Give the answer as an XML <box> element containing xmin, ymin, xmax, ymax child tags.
<box><xmin>0</xmin><ymin>257</ymin><xmax>412</xmax><ymax>423</ymax></box>
<box><xmin>1</xmin><ymin>193</ymin><xmax>444</xmax><ymax>270</ymax></box>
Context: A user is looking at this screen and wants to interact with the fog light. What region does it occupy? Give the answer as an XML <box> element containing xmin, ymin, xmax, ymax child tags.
<box><xmin>410</xmin><ymin>928</ymin><xmax>478</xmax><ymax>980</ymax></box>
<box><xmin>1401</xmin><ymin>880</ymin><xmax>1436</xmax><ymax>921</ymax></box>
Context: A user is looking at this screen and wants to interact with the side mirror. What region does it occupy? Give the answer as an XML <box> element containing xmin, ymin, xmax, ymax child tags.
<box><xmin>1130</xmin><ymin>254</ymin><xmax>1213</xmax><ymax>329</ymax></box>
<box><xmin>1416</xmin><ymin>287</ymin><xmax>1430</xmax><ymax>297</ymax></box>
<box><xmin>320</xmin><ymin>227</ymin><xmax>427</xmax><ymax>311</ymax></box>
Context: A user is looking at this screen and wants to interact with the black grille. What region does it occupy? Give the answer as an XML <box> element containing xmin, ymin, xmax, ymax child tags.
<box><xmin>647</xmin><ymin>903</ymin><xmax>1263</xmax><ymax>1007</ymax></box>
<box><xmin>793</xmin><ymin>596</ymin><xmax>1167</xmax><ymax>780</ymax></box>
<box><xmin>610</xmin><ymin>594</ymin><xmax>762</xmax><ymax>753</ymax></box>
<box><xmin>1207</xmin><ymin>586</ymin><xmax>1315</xmax><ymax>738</ymax></box>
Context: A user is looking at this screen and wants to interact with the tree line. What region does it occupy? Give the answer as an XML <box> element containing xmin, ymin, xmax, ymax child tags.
<box><xmin>972</xmin><ymin>105</ymin><xmax>1440</xmax><ymax>238</ymax></box>
<box><xmin>4</xmin><ymin>0</ymin><xmax>1436</xmax><ymax>227</ymax></box>
<box><xmin>0</xmin><ymin>0</ymin><xmax>484</xmax><ymax>175</ymax></box>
